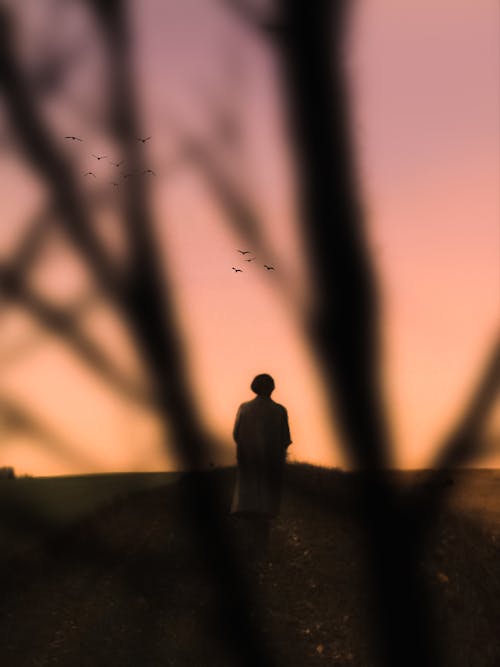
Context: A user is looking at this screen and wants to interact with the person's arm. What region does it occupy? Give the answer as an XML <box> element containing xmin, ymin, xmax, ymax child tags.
<box><xmin>234</xmin><ymin>406</ymin><xmax>248</xmax><ymax>466</ymax></box>
<box><xmin>281</xmin><ymin>407</ymin><xmax>292</xmax><ymax>450</ymax></box>
<box><xmin>233</xmin><ymin>405</ymin><xmax>242</xmax><ymax>443</ymax></box>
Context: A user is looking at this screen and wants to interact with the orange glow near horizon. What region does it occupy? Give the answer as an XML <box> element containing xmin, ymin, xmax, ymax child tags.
<box><xmin>0</xmin><ymin>0</ymin><xmax>498</xmax><ymax>475</ymax></box>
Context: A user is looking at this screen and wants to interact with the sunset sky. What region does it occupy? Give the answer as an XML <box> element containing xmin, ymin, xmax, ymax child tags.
<box><xmin>0</xmin><ymin>0</ymin><xmax>498</xmax><ymax>475</ymax></box>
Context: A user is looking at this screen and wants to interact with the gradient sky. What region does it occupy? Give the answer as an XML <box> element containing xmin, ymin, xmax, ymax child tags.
<box><xmin>0</xmin><ymin>0</ymin><xmax>498</xmax><ymax>475</ymax></box>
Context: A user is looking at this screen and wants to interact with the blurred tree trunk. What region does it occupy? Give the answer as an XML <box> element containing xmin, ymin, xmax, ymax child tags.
<box><xmin>0</xmin><ymin>5</ymin><xmax>273</xmax><ymax>664</ymax></box>
<box><xmin>273</xmin><ymin>2</ymin><xmax>438</xmax><ymax>664</ymax></box>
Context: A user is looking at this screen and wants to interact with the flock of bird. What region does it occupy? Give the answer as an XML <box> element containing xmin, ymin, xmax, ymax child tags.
<box><xmin>65</xmin><ymin>135</ymin><xmax>155</xmax><ymax>187</ymax></box>
<box><xmin>232</xmin><ymin>250</ymin><xmax>275</xmax><ymax>273</ymax></box>
<box><xmin>65</xmin><ymin>136</ymin><xmax>277</xmax><ymax>275</ymax></box>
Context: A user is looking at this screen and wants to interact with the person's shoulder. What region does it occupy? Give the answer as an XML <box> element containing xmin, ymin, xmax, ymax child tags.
<box><xmin>271</xmin><ymin>400</ymin><xmax>288</xmax><ymax>414</ymax></box>
<box><xmin>239</xmin><ymin>400</ymin><xmax>255</xmax><ymax>411</ymax></box>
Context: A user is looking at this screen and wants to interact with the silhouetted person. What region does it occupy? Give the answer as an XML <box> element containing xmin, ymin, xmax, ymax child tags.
<box><xmin>231</xmin><ymin>374</ymin><xmax>292</xmax><ymax>559</ymax></box>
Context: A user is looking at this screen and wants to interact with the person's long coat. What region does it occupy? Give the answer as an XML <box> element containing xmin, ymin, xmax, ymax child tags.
<box><xmin>231</xmin><ymin>396</ymin><xmax>292</xmax><ymax>517</ymax></box>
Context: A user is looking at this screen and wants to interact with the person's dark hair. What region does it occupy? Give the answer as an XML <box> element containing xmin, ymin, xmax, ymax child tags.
<box><xmin>251</xmin><ymin>374</ymin><xmax>275</xmax><ymax>396</ymax></box>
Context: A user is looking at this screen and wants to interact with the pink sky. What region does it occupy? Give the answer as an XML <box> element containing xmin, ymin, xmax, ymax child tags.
<box><xmin>0</xmin><ymin>0</ymin><xmax>498</xmax><ymax>474</ymax></box>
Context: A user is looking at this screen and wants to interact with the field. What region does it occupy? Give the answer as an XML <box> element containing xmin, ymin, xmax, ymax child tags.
<box><xmin>0</xmin><ymin>466</ymin><xmax>498</xmax><ymax>666</ymax></box>
<box><xmin>0</xmin><ymin>472</ymin><xmax>179</xmax><ymax>560</ymax></box>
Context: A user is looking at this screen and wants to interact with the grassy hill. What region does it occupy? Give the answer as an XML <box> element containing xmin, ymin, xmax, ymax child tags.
<box><xmin>0</xmin><ymin>465</ymin><xmax>498</xmax><ymax>666</ymax></box>
<box><xmin>0</xmin><ymin>472</ymin><xmax>180</xmax><ymax>560</ymax></box>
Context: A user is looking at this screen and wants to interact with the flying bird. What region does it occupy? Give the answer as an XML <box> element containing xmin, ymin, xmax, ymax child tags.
<box><xmin>264</xmin><ymin>264</ymin><xmax>275</xmax><ymax>270</ymax></box>
<box><xmin>121</xmin><ymin>172</ymin><xmax>135</xmax><ymax>179</ymax></box>
<box><xmin>64</xmin><ymin>135</ymin><xmax>83</xmax><ymax>142</ymax></box>
<box><xmin>92</xmin><ymin>154</ymin><xmax>108</xmax><ymax>160</ymax></box>
<box><xmin>109</xmin><ymin>159</ymin><xmax>124</xmax><ymax>167</ymax></box>
<box><xmin>110</xmin><ymin>182</ymin><xmax>119</xmax><ymax>188</ymax></box>
<box><xmin>142</xmin><ymin>169</ymin><xmax>156</xmax><ymax>176</ymax></box>
<box><xmin>232</xmin><ymin>267</ymin><xmax>243</xmax><ymax>273</ymax></box>
<box><xmin>237</xmin><ymin>250</ymin><xmax>251</xmax><ymax>255</ymax></box>
<box><xmin>137</xmin><ymin>136</ymin><xmax>151</xmax><ymax>143</ymax></box>
<box><xmin>245</xmin><ymin>257</ymin><xmax>256</xmax><ymax>262</ymax></box>
<box><xmin>83</xmin><ymin>171</ymin><xmax>96</xmax><ymax>178</ymax></box>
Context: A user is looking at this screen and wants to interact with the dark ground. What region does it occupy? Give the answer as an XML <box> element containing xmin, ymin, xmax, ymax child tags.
<box><xmin>0</xmin><ymin>465</ymin><xmax>499</xmax><ymax>666</ymax></box>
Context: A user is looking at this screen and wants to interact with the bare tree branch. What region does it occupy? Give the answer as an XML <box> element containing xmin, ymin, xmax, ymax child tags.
<box><xmin>432</xmin><ymin>332</ymin><xmax>500</xmax><ymax>472</ymax></box>
<box><xmin>163</xmin><ymin>110</ymin><xmax>307</xmax><ymax>319</ymax></box>
<box><xmin>0</xmin><ymin>393</ymin><xmax>99</xmax><ymax>472</ymax></box>
<box><xmin>9</xmin><ymin>187</ymin><xmax>116</xmax><ymax>278</ymax></box>
<box><xmin>0</xmin><ymin>288</ymin><xmax>99</xmax><ymax>370</ymax></box>
<box><xmin>9</xmin><ymin>203</ymin><xmax>55</xmax><ymax>275</ymax></box>
<box><xmin>0</xmin><ymin>265</ymin><xmax>153</xmax><ymax>408</ymax></box>
<box><xmin>29</xmin><ymin>34</ymin><xmax>89</xmax><ymax>99</ymax></box>
<box><xmin>221</xmin><ymin>0</ymin><xmax>283</xmax><ymax>36</ymax></box>
<box><xmin>0</xmin><ymin>9</ymin><xmax>124</xmax><ymax>303</ymax></box>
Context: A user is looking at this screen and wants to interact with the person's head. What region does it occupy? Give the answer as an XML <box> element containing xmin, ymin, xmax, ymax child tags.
<box><xmin>251</xmin><ymin>373</ymin><xmax>275</xmax><ymax>397</ymax></box>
